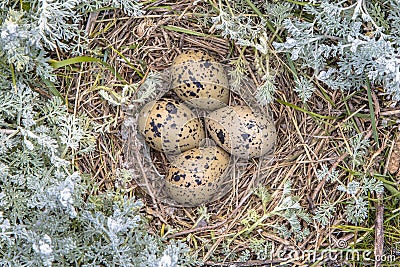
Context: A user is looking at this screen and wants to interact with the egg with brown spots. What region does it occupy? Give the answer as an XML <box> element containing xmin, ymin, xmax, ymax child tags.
<box><xmin>165</xmin><ymin>146</ymin><xmax>230</xmax><ymax>206</ymax></box>
<box><xmin>170</xmin><ymin>51</ymin><xmax>230</xmax><ymax>111</ymax></box>
<box><xmin>137</xmin><ymin>98</ymin><xmax>205</xmax><ymax>155</ymax></box>
<box><xmin>205</xmin><ymin>105</ymin><xmax>276</xmax><ymax>159</ymax></box>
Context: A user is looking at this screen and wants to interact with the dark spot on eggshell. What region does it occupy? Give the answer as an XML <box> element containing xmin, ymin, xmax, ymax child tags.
<box><xmin>189</xmin><ymin>76</ymin><xmax>204</xmax><ymax>89</ymax></box>
<box><xmin>247</xmin><ymin>122</ymin><xmax>255</xmax><ymax>129</ymax></box>
<box><xmin>173</xmin><ymin>174</ymin><xmax>180</xmax><ymax>182</ymax></box>
<box><xmin>149</xmin><ymin>120</ymin><xmax>162</xmax><ymax>138</ymax></box>
<box><xmin>165</xmin><ymin>102</ymin><xmax>177</xmax><ymax>114</ymax></box>
<box><xmin>204</xmin><ymin>61</ymin><xmax>212</xmax><ymax>68</ymax></box>
<box><xmin>216</xmin><ymin>129</ymin><xmax>225</xmax><ymax>144</ymax></box>
<box><xmin>241</xmin><ymin>133</ymin><xmax>250</xmax><ymax>141</ymax></box>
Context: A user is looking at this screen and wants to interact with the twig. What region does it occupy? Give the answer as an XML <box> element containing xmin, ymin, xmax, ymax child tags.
<box><xmin>374</xmin><ymin>127</ymin><xmax>390</xmax><ymax>267</ymax></box>
<box><xmin>311</xmin><ymin>152</ymin><xmax>347</xmax><ymax>201</ymax></box>
<box><xmin>374</xmin><ymin>192</ymin><xmax>384</xmax><ymax>267</ymax></box>
<box><xmin>134</xmin><ymin>147</ymin><xmax>158</xmax><ymax>205</ymax></box>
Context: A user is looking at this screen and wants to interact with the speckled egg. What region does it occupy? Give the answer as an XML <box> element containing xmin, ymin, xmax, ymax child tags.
<box><xmin>137</xmin><ymin>98</ymin><xmax>205</xmax><ymax>155</ymax></box>
<box><xmin>165</xmin><ymin>146</ymin><xmax>230</xmax><ymax>206</ymax></box>
<box><xmin>205</xmin><ymin>105</ymin><xmax>276</xmax><ymax>159</ymax></box>
<box><xmin>170</xmin><ymin>51</ymin><xmax>230</xmax><ymax>111</ymax></box>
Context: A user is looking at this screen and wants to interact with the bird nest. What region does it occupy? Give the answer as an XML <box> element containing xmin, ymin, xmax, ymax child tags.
<box><xmin>121</xmin><ymin>65</ymin><xmax>275</xmax><ymax>207</ymax></box>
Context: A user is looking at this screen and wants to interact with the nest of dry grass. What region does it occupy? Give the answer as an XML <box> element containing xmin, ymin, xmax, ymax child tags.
<box><xmin>121</xmin><ymin>63</ymin><xmax>275</xmax><ymax>208</ymax></box>
<box><xmin>58</xmin><ymin>1</ymin><xmax>400</xmax><ymax>266</ymax></box>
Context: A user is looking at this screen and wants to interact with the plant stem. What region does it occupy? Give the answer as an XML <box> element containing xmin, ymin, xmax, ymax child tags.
<box><xmin>366</xmin><ymin>77</ymin><xmax>379</xmax><ymax>149</ymax></box>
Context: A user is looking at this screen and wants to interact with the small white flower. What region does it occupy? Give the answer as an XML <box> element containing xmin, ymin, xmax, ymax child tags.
<box><xmin>1</xmin><ymin>30</ymin><xmax>7</xmax><ymax>39</ymax></box>
<box><xmin>6</xmin><ymin>22</ymin><xmax>17</xmax><ymax>34</ymax></box>
<box><xmin>317</xmin><ymin>71</ymin><xmax>327</xmax><ymax>81</ymax></box>
<box><xmin>38</xmin><ymin>243</ymin><xmax>52</xmax><ymax>255</ymax></box>
<box><xmin>381</xmin><ymin>58</ymin><xmax>396</xmax><ymax>73</ymax></box>
<box><xmin>285</xmin><ymin>37</ymin><xmax>296</xmax><ymax>48</ymax></box>
<box><xmin>59</xmin><ymin>187</ymin><xmax>72</xmax><ymax>207</ymax></box>
<box><xmin>1</xmin><ymin>21</ymin><xmax>17</xmax><ymax>38</ymax></box>
<box><xmin>107</xmin><ymin>217</ymin><xmax>123</xmax><ymax>233</ymax></box>
<box><xmin>0</xmin><ymin>218</ymin><xmax>10</xmax><ymax>232</ymax></box>
<box><xmin>33</xmin><ymin>235</ymin><xmax>53</xmax><ymax>256</ymax></box>
<box><xmin>396</xmin><ymin>69</ymin><xmax>400</xmax><ymax>83</ymax></box>
<box><xmin>158</xmin><ymin>254</ymin><xmax>172</xmax><ymax>267</ymax></box>
<box><xmin>350</xmin><ymin>38</ymin><xmax>365</xmax><ymax>53</ymax></box>
<box><xmin>23</xmin><ymin>138</ymin><xmax>34</xmax><ymax>150</ymax></box>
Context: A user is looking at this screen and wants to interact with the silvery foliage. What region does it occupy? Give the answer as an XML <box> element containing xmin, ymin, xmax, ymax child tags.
<box><xmin>248</xmin><ymin>239</ymin><xmax>272</xmax><ymax>261</ymax></box>
<box><xmin>100</xmin><ymin>72</ymin><xmax>164</xmax><ymax>107</ymax></box>
<box><xmin>338</xmin><ymin>177</ymin><xmax>383</xmax><ymax>224</ymax></box>
<box><xmin>211</xmin><ymin>4</ymin><xmax>278</xmax><ymax>103</ymax></box>
<box><xmin>313</xmin><ymin>201</ymin><xmax>336</xmax><ymax>228</ymax></box>
<box><xmin>0</xmin><ymin>0</ymin><xmax>143</xmax><ymax>81</ymax></box>
<box><xmin>347</xmin><ymin>133</ymin><xmax>370</xmax><ymax>168</ymax></box>
<box><xmin>294</xmin><ymin>75</ymin><xmax>316</xmax><ymax>103</ymax></box>
<box><xmin>271</xmin><ymin>181</ymin><xmax>311</xmax><ymax>242</ymax></box>
<box><xmin>212</xmin><ymin>8</ymin><xmax>267</xmax><ymax>52</ymax></box>
<box><xmin>314</xmin><ymin>132</ymin><xmax>384</xmax><ymax>226</ymax></box>
<box><xmin>255</xmin><ymin>73</ymin><xmax>276</xmax><ymax>105</ymax></box>
<box><xmin>316</xmin><ymin>164</ymin><xmax>339</xmax><ymax>183</ymax></box>
<box><xmin>0</xmin><ymin>2</ymin><xmax>197</xmax><ymax>267</ymax></box>
<box><xmin>213</xmin><ymin>1</ymin><xmax>400</xmax><ymax>101</ymax></box>
<box><xmin>273</xmin><ymin>0</ymin><xmax>400</xmax><ymax>100</ymax></box>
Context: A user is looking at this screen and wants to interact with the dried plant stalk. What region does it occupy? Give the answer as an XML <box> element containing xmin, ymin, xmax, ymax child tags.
<box><xmin>388</xmin><ymin>134</ymin><xmax>400</xmax><ymax>175</ymax></box>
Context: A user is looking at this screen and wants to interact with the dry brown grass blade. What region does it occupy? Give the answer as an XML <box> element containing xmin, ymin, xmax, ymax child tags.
<box><xmin>388</xmin><ymin>134</ymin><xmax>400</xmax><ymax>176</ymax></box>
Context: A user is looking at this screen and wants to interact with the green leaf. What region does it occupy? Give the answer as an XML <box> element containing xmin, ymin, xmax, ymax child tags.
<box><xmin>43</xmin><ymin>78</ymin><xmax>64</xmax><ymax>101</ymax></box>
<box><xmin>276</xmin><ymin>98</ymin><xmax>337</xmax><ymax>121</ymax></box>
<box><xmin>50</xmin><ymin>56</ymin><xmax>125</xmax><ymax>81</ymax></box>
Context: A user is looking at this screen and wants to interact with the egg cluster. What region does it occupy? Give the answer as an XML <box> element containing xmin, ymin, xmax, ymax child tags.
<box><xmin>137</xmin><ymin>51</ymin><xmax>277</xmax><ymax>206</ymax></box>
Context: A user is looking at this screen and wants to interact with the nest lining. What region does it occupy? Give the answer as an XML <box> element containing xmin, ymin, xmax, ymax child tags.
<box><xmin>121</xmin><ymin>67</ymin><xmax>275</xmax><ymax>207</ymax></box>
